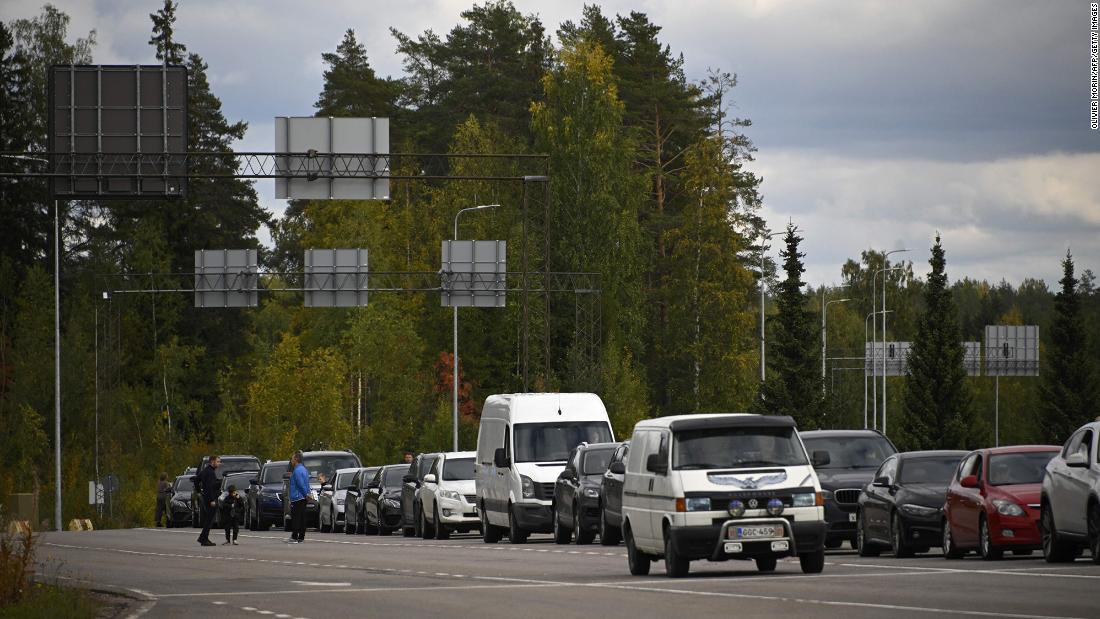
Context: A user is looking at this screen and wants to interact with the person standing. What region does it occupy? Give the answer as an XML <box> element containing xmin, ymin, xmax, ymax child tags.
<box><xmin>288</xmin><ymin>451</ymin><xmax>309</xmax><ymax>544</ymax></box>
<box><xmin>155</xmin><ymin>472</ymin><xmax>172</xmax><ymax>527</ymax></box>
<box><xmin>196</xmin><ymin>456</ymin><xmax>220</xmax><ymax>547</ymax></box>
<box><xmin>222</xmin><ymin>485</ymin><xmax>243</xmax><ymax>545</ymax></box>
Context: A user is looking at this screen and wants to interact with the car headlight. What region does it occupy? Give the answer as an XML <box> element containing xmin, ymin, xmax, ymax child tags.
<box><xmin>521</xmin><ymin>475</ymin><xmax>535</xmax><ymax>499</ymax></box>
<box><xmin>439</xmin><ymin>489</ymin><xmax>462</xmax><ymax>501</ymax></box>
<box><xmin>792</xmin><ymin>492</ymin><xmax>816</xmax><ymax>507</ymax></box>
<box><xmin>684</xmin><ymin>497</ymin><xmax>711</xmax><ymax>512</ymax></box>
<box><xmin>383</xmin><ymin>498</ymin><xmax>400</xmax><ymax>507</ymax></box>
<box><xmin>898</xmin><ymin>503</ymin><xmax>940</xmax><ymax>518</ymax></box>
<box><xmin>766</xmin><ymin>498</ymin><xmax>785</xmax><ymax>516</ymax></box>
<box><xmin>583</xmin><ymin>487</ymin><xmax>600</xmax><ymax>499</ymax></box>
<box><xmin>991</xmin><ymin>499</ymin><xmax>1025</xmax><ymax>517</ymax></box>
<box><xmin>336</xmin><ymin>499</ymin><xmax>344</xmax><ymax>506</ymax></box>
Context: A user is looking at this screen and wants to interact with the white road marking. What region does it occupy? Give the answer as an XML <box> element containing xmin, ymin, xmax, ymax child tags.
<box><xmin>290</xmin><ymin>581</ymin><xmax>351</xmax><ymax>587</ymax></box>
<box><xmin>829</xmin><ymin>561</ymin><xmax>1100</xmax><ymax>580</ymax></box>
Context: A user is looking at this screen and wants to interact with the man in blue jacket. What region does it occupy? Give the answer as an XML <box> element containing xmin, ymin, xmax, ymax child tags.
<box><xmin>288</xmin><ymin>450</ymin><xmax>310</xmax><ymax>543</ymax></box>
<box><xmin>196</xmin><ymin>455</ymin><xmax>220</xmax><ymax>547</ymax></box>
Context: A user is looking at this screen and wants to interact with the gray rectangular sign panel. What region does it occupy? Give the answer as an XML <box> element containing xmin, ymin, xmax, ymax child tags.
<box><xmin>985</xmin><ymin>325</ymin><xmax>1039</xmax><ymax>376</ymax></box>
<box><xmin>50</xmin><ymin>65</ymin><xmax>188</xmax><ymax>199</ymax></box>
<box><xmin>304</xmin><ymin>248</ymin><xmax>368</xmax><ymax>308</ymax></box>
<box><xmin>194</xmin><ymin>249</ymin><xmax>258</xmax><ymax>308</ymax></box>
<box><xmin>963</xmin><ymin>341</ymin><xmax>981</xmax><ymax>377</ymax></box>
<box><xmin>441</xmin><ymin>240</ymin><xmax>506</xmax><ymax>308</ymax></box>
<box><xmin>275</xmin><ymin>117</ymin><xmax>389</xmax><ymax>200</ymax></box>
<box><xmin>865</xmin><ymin>341</ymin><xmax>910</xmax><ymax>377</ymax></box>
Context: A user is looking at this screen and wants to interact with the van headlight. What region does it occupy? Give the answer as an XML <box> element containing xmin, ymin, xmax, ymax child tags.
<box><xmin>792</xmin><ymin>493</ymin><xmax>816</xmax><ymax>507</ymax></box>
<box><xmin>728</xmin><ymin>499</ymin><xmax>746</xmax><ymax>518</ymax></box>
<box><xmin>685</xmin><ymin>497</ymin><xmax>711</xmax><ymax>512</ymax></box>
<box><xmin>766</xmin><ymin>498</ymin><xmax>785</xmax><ymax>516</ymax></box>
<box><xmin>521</xmin><ymin>475</ymin><xmax>535</xmax><ymax>499</ymax></box>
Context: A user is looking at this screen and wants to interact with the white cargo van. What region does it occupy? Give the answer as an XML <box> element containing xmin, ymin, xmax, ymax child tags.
<box><xmin>620</xmin><ymin>414</ymin><xmax>826</xmax><ymax>577</ymax></box>
<box><xmin>475</xmin><ymin>393</ymin><xmax>614</xmax><ymax>543</ymax></box>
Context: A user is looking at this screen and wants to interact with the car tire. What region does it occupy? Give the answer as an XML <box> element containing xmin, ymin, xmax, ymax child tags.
<box><xmin>978</xmin><ymin>515</ymin><xmax>1002</xmax><ymax>561</ymax></box>
<box><xmin>599</xmin><ymin>509</ymin><xmax>621</xmax><ymax>546</ymax></box>
<box><xmin>663</xmin><ymin>526</ymin><xmax>689</xmax><ymax>578</ymax></box>
<box><xmin>800</xmin><ymin>549</ymin><xmax>826</xmax><ymax>574</ymax></box>
<box><xmin>575</xmin><ymin>504</ymin><xmax>595</xmax><ymax>545</ymax></box>
<box><xmin>625</xmin><ymin>523</ymin><xmax>651</xmax><ymax>576</ymax></box>
<box><xmin>434</xmin><ymin>505</ymin><xmax>450</xmax><ymax>540</ymax></box>
<box><xmin>320</xmin><ymin>510</ymin><xmax>330</xmax><ymax>533</ymax></box>
<box><xmin>553</xmin><ymin>504</ymin><xmax>571</xmax><ymax>544</ymax></box>
<box><xmin>508</xmin><ymin>504</ymin><xmax>529</xmax><ymax>544</ymax></box>
<box><xmin>1088</xmin><ymin>502</ymin><xmax>1100</xmax><ymax>565</ymax></box>
<box><xmin>1041</xmin><ymin>502</ymin><xmax>1076</xmax><ymax>563</ymax></box>
<box><xmin>892</xmin><ymin>512</ymin><xmax>914</xmax><ymax>558</ymax></box>
<box><xmin>481</xmin><ymin>505</ymin><xmax>502</xmax><ymax>544</ymax></box>
<box><xmin>421</xmin><ymin>504</ymin><xmax>434</xmax><ymax>539</ymax></box>
<box><xmin>755</xmin><ymin>555</ymin><xmax>777</xmax><ymax>572</ymax></box>
<box><xmin>856</xmin><ymin>512</ymin><xmax>880</xmax><ymax>557</ymax></box>
<box><xmin>345</xmin><ymin>513</ymin><xmax>355</xmax><ymax>535</ymax></box>
<box><xmin>942</xmin><ymin>519</ymin><xmax>964</xmax><ymax>559</ymax></box>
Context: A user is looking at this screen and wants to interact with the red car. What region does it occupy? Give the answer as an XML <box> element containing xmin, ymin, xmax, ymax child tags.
<box><xmin>942</xmin><ymin>445</ymin><xmax>1060</xmax><ymax>560</ymax></box>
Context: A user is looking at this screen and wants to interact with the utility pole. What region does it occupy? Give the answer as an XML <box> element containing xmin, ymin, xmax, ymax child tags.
<box><xmin>821</xmin><ymin>291</ymin><xmax>850</xmax><ymax>395</ymax></box>
<box><xmin>880</xmin><ymin>249</ymin><xmax>910</xmax><ymax>436</ymax></box>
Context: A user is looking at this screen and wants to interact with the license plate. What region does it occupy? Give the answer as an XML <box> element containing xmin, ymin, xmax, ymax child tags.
<box><xmin>848</xmin><ymin>513</ymin><xmax>857</xmax><ymax>522</ymax></box>
<box><xmin>730</xmin><ymin>525</ymin><xmax>781</xmax><ymax>540</ymax></box>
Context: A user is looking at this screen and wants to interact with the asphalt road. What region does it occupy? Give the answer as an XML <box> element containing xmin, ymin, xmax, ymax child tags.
<box><xmin>37</xmin><ymin>527</ymin><xmax>1098</xmax><ymax>619</ymax></box>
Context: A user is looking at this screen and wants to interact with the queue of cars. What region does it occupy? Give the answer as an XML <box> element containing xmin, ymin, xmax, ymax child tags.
<box><xmin>179</xmin><ymin>392</ymin><xmax>1100</xmax><ymax>577</ymax></box>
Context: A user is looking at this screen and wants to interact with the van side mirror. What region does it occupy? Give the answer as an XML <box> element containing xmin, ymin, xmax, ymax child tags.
<box><xmin>494</xmin><ymin>448</ymin><xmax>511</xmax><ymax>469</ymax></box>
<box><xmin>608</xmin><ymin>461</ymin><xmax>626</xmax><ymax>475</ymax></box>
<box><xmin>1066</xmin><ymin>452</ymin><xmax>1089</xmax><ymax>468</ymax></box>
<box><xmin>646</xmin><ymin>453</ymin><xmax>668</xmax><ymax>475</ymax></box>
<box><xmin>424</xmin><ymin>473</ymin><xmax>437</xmax><ymax>484</ymax></box>
<box><xmin>812</xmin><ymin>450</ymin><xmax>831</xmax><ymax>467</ymax></box>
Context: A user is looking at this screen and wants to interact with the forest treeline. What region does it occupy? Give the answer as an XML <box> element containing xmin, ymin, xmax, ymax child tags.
<box><xmin>1</xmin><ymin>2</ymin><xmax>1097</xmax><ymax>526</ymax></box>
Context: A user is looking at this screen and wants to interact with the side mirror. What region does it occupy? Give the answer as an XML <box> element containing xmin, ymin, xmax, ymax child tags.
<box><xmin>321</xmin><ymin>483</ymin><xmax>333</xmax><ymax>492</ymax></box>
<box><xmin>872</xmin><ymin>476</ymin><xmax>891</xmax><ymax>488</ymax></box>
<box><xmin>249</xmin><ymin>478</ymin><xmax>259</xmax><ymax>486</ymax></box>
<box><xmin>812</xmin><ymin>450</ymin><xmax>831</xmax><ymax>467</ymax></box>
<box><xmin>646</xmin><ymin>453</ymin><xmax>668</xmax><ymax>475</ymax></box>
<box><xmin>959</xmin><ymin>475</ymin><xmax>979</xmax><ymax>489</ymax></box>
<box><xmin>403</xmin><ymin>474</ymin><xmax>416</xmax><ymax>484</ymax></box>
<box><xmin>1066</xmin><ymin>452</ymin><xmax>1089</xmax><ymax>468</ymax></box>
<box><xmin>366</xmin><ymin>481</ymin><xmax>380</xmax><ymax>489</ymax></box>
<box><xmin>424</xmin><ymin>474</ymin><xmax>437</xmax><ymax>484</ymax></box>
<box><xmin>609</xmin><ymin>461</ymin><xmax>626</xmax><ymax>475</ymax></box>
<box><xmin>494</xmin><ymin>448</ymin><xmax>511</xmax><ymax>469</ymax></box>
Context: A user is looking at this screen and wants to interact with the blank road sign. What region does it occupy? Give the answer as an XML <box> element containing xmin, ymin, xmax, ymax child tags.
<box><xmin>275</xmin><ymin>117</ymin><xmax>389</xmax><ymax>200</ymax></box>
<box><xmin>442</xmin><ymin>240</ymin><xmax>506</xmax><ymax>308</ymax></box>
<box><xmin>304</xmin><ymin>248</ymin><xmax>369</xmax><ymax>308</ymax></box>
<box><xmin>194</xmin><ymin>249</ymin><xmax>258</xmax><ymax>308</ymax></box>
<box><xmin>984</xmin><ymin>325</ymin><xmax>1039</xmax><ymax>376</ymax></box>
<box><xmin>864</xmin><ymin>341</ymin><xmax>910</xmax><ymax>376</ymax></box>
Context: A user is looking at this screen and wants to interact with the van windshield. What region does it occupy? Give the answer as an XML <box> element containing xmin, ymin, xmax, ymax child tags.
<box><xmin>514</xmin><ymin>422</ymin><xmax>613</xmax><ymax>463</ymax></box>
<box><xmin>673</xmin><ymin>426</ymin><xmax>808</xmax><ymax>470</ymax></box>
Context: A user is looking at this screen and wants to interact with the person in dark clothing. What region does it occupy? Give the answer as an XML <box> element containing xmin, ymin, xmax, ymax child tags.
<box><xmin>287</xmin><ymin>450</ymin><xmax>309</xmax><ymax>543</ymax></box>
<box><xmin>222</xmin><ymin>485</ymin><xmax>243</xmax><ymax>545</ymax></box>
<box><xmin>196</xmin><ymin>456</ymin><xmax>221</xmax><ymax>547</ymax></box>
<box><xmin>155</xmin><ymin>472</ymin><xmax>171</xmax><ymax>527</ymax></box>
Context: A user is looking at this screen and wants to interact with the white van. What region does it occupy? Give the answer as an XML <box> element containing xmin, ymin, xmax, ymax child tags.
<box><xmin>621</xmin><ymin>414</ymin><xmax>826</xmax><ymax>577</ymax></box>
<box><xmin>475</xmin><ymin>393</ymin><xmax>614</xmax><ymax>543</ymax></box>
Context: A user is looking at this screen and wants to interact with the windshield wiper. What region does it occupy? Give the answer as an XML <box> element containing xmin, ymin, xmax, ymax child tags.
<box><xmin>676</xmin><ymin>463</ymin><xmax>724</xmax><ymax>470</ymax></box>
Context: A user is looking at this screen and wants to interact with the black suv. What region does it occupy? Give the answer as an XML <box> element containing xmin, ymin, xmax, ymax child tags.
<box><xmin>401</xmin><ymin>453</ymin><xmax>440</xmax><ymax>537</ymax></box>
<box><xmin>801</xmin><ymin>430</ymin><xmax>897</xmax><ymax>548</ymax></box>
<box><xmin>553</xmin><ymin>442</ymin><xmax>620</xmax><ymax>545</ymax></box>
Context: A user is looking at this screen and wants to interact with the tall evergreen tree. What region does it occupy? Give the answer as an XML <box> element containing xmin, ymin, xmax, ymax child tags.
<box><xmin>1038</xmin><ymin>251</ymin><xmax>1099</xmax><ymax>443</ymax></box>
<box><xmin>756</xmin><ymin>222</ymin><xmax>821</xmax><ymax>428</ymax></box>
<box><xmin>315</xmin><ymin>29</ymin><xmax>401</xmax><ymax>119</ymax></box>
<box><xmin>901</xmin><ymin>234</ymin><xmax>975</xmax><ymax>450</ymax></box>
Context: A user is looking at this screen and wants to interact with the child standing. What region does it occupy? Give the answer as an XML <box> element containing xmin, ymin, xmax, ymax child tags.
<box><xmin>222</xmin><ymin>485</ymin><xmax>243</xmax><ymax>545</ymax></box>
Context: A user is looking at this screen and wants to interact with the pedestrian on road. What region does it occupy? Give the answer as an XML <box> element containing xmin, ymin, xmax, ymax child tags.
<box><xmin>222</xmin><ymin>485</ymin><xmax>243</xmax><ymax>545</ymax></box>
<box><xmin>288</xmin><ymin>450</ymin><xmax>309</xmax><ymax>544</ymax></box>
<box><xmin>196</xmin><ymin>456</ymin><xmax>220</xmax><ymax>547</ymax></box>
<box><xmin>155</xmin><ymin>472</ymin><xmax>171</xmax><ymax>527</ymax></box>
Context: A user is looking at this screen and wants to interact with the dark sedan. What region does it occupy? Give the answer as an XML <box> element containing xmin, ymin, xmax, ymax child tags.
<box><xmin>246</xmin><ymin>460</ymin><xmax>288</xmax><ymax>531</ymax></box>
<box><xmin>344</xmin><ymin>466</ymin><xmax>380</xmax><ymax>535</ymax></box>
<box><xmin>553</xmin><ymin>442</ymin><xmax>619</xmax><ymax>545</ymax></box>
<box><xmin>801</xmin><ymin>429</ymin><xmax>898</xmax><ymax>549</ymax></box>
<box><xmin>857</xmin><ymin>450</ymin><xmax>968</xmax><ymax>557</ymax></box>
<box><xmin>166</xmin><ymin>475</ymin><xmax>195</xmax><ymax>528</ymax></box>
<box><xmin>598</xmin><ymin>440</ymin><xmax>629</xmax><ymax>546</ymax></box>
<box><xmin>401</xmin><ymin>453</ymin><xmax>439</xmax><ymax>537</ymax></box>
<box><xmin>363</xmin><ymin>464</ymin><xmax>410</xmax><ymax>535</ymax></box>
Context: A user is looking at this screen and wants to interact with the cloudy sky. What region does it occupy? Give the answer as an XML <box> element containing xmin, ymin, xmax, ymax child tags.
<box><xmin>4</xmin><ymin>0</ymin><xmax>1098</xmax><ymax>287</ymax></box>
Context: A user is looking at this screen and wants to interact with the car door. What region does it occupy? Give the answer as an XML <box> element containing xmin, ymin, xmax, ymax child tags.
<box><xmin>863</xmin><ymin>456</ymin><xmax>897</xmax><ymax>543</ymax></box>
<box><xmin>952</xmin><ymin>453</ymin><xmax>983</xmax><ymax>547</ymax></box>
<box><xmin>557</xmin><ymin>448</ymin><xmax>580</xmax><ymax>526</ymax></box>
<box><xmin>422</xmin><ymin>458</ymin><xmax>442</xmax><ymax>521</ymax></box>
<box><xmin>346</xmin><ymin>470</ymin><xmax>362</xmax><ymax>528</ymax></box>
<box><xmin>603</xmin><ymin>443</ymin><xmax>628</xmax><ymax>524</ymax></box>
<box><xmin>1050</xmin><ymin>430</ymin><xmax>1086</xmax><ymax>533</ymax></box>
<box><xmin>648</xmin><ymin>431</ymin><xmax>673</xmax><ymax>548</ymax></box>
<box><xmin>1064</xmin><ymin>429</ymin><xmax>1094</xmax><ymax>534</ymax></box>
<box><xmin>364</xmin><ymin>468</ymin><xmax>382</xmax><ymax>525</ymax></box>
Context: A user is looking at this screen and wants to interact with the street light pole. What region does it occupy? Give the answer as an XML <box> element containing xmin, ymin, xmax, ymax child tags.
<box><xmin>864</xmin><ymin>310</ymin><xmax>892</xmax><ymax>429</ymax></box>
<box><xmin>880</xmin><ymin>249</ymin><xmax>910</xmax><ymax>436</ymax></box>
<box><xmin>821</xmin><ymin>294</ymin><xmax>850</xmax><ymax>395</ymax></box>
<box><xmin>871</xmin><ymin>265</ymin><xmax>904</xmax><ymax>431</ymax></box>
<box><xmin>758</xmin><ymin>232</ymin><xmax>776</xmax><ymax>383</ymax></box>
<box><xmin>452</xmin><ymin>204</ymin><xmax>498</xmax><ymax>452</ymax></box>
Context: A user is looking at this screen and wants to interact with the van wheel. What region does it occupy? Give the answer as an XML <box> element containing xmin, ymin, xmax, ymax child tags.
<box><xmin>508</xmin><ymin>504</ymin><xmax>528</xmax><ymax>544</ymax></box>
<box><xmin>552</xmin><ymin>504</ymin><xmax>571</xmax><ymax>544</ymax></box>
<box><xmin>755</xmin><ymin>555</ymin><xmax>777</xmax><ymax>572</ymax></box>
<box><xmin>599</xmin><ymin>509</ymin><xmax>621</xmax><ymax>546</ymax></box>
<box><xmin>1041</xmin><ymin>503</ymin><xmax>1076</xmax><ymax>563</ymax></box>
<box><xmin>800</xmin><ymin>549</ymin><xmax>826</xmax><ymax>573</ymax></box>
<box><xmin>663</xmin><ymin>527</ymin><xmax>690</xmax><ymax>578</ymax></box>
<box><xmin>625</xmin><ymin>524</ymin><xmax>651</xmax><ymax>576</ymax></box>
<box><xmin>480</xmin><ymin>505</ymin><xmax>502</xmax><ymax>543</ymax></box>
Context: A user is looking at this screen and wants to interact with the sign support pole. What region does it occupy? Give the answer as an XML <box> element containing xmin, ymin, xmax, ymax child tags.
<box><xmin>54</xmin><ymin>199</ymin><xmax>63</xmax><ymax>532</ymax></box>
<box><xmin>994</xmin><ymin>375</ymin><xmax>1000</xmax><ymax>448</ymax></box>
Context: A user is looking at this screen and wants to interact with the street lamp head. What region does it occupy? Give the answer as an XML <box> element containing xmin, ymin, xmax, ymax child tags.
<box><xmin>473</xmin><ymin>204</ymin><xmax>499</xmax><ymax>210</ymax></box>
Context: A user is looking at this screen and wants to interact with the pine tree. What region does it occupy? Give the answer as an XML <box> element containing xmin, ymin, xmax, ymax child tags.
<box><xmin>901</xmin><ymin>234</ymin><xmax>974</xmax><ymax>450</ymax></box>
<box><xmin>315</xmin><ymin>29</ymin><xmax>400</xmax><ymax>118</ymax></box>
<box><xmin>1038</xmin><ymin>251</ymin><xmax>1100</xmax><ymax>443</ymax></box>
<box><xmin>756</xmin><ymin>223</ymin><xmax>821</xmax><ymax>428</ymax></box>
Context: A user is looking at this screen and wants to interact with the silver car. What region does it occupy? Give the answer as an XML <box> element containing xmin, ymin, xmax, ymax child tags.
<box><xmin>1040</xmin><ymin>420</ymin><xmax>1100</xmax><ymax>563</ymax></box>
<box><xmin>319</xmin><ymin>467</ymin><xmax>363</xmax><ymax>533</ymax></box>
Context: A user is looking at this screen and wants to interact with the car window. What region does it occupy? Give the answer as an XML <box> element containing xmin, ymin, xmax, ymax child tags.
<box><xmin>1078</xmin><ymin>430</ymin><xmax>1094</xmax><ymax>459</ymax></box>
<box><xmin>382</xmin><ymin>467</ymin><xmax>408</xmax><ymax>488</ymax></box>
<box><xmin>956</xmin><ymin>454</ymin><xmax>975</xmax><ymax>481</ymax></box>
<box><xmin>876</xmin><ymin>456</ymin><xmax>897</xmax><ymax>483</ymax></box>
<box><xmin>334</xmin><ymin>471</ymin><xmax>357</xmax><ymax>490</ymax></box>
<box><xmin>582</xmin><ymin>448</ymin><xmax>615</xmax><ymax>475</ymax></box>
<box><xmin>261</xmin><ymin>466</ymin><xmax>286</xmax><ymax>484</ymax></box>
<box><xmin>801</xmin><ymin>435</ymin><xmax>896</xmax><ymax>469</ymax></box>
<box><xmin>442</xmin><ymin>457</ymin><xmax>475</xmax><ymax>481</ymax></box>
<box><xmin>1063</xmin><ymin>430</ymin><xmax>1085</xmax><ymax>458</ymax></box>
<box><xmin>898</xmin><ymin>456</ymin><xmax>963</xmax><ymax>484</ymax></box>
<box><xmin>989</xmin><ymin>452</ymin><xmax>1058</xmax><ymax>485</ymax></box>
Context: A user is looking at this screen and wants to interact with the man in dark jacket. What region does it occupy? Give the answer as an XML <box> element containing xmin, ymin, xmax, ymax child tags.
<box><xmin>196</xmin><ymin>456</ymin><xmax>220</xmax><ymax>547</ymax></box>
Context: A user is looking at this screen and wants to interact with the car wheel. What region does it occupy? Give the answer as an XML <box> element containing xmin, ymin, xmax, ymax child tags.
<box><xmin>755</xmin><ymin>555</ymin><xmax>777</xmax><ymax>572</ymax></box>
<box><xmin>1088</xmin><ymin>502</ymin><xmax>1100</xmax><ymax>565</ymax></box>
<box><xmin>942</xmin><ymin>519</ymin><xmax>964</xmax><ymax>559</ymax></box>
<box><xmin>434</xmin><ymin>505</ymin><xmax>450</xmax><ymax>540</ymax></box>
<box><xmin>892</xmin><ymin>512</ymin><xmax>914</xmax><ymax>558</ymax></box>
<box><xmin>507</xmin><ymin>503</ymin><xmax>528</xmax><ymax>544</ymax></box>
<box><xmin>413</xmin><ymin>503</ymin><xmax>422</xmax><ymax>538</ymax></box>
<box><xmin>599</xmin><ymin>508</ymin><xmax>621</xmax><ymax>546</ymax></box>
<box><xmin>481</xmin><ymin>504</ymin><xmax>502</xmax><ymax>543</ymax></box>
<box><xmin>552</xmin><ymin>503</ymin><xmax>571</xmax><ymax>544</ymax></box>
<box><xmin>575</xmin><ymin>504</ymin><xmax>595</xmax><ymax>545</ymax></box>
<box><xmin>625</xmin><ymin>523</ymin><xmax>651</xmax><ymax>576</ymax></box>
<box><xmin>421</xmin><ymin>504</ymin><xmax>434</xmax><ymax>539</ymax></box>
<box><xmin>663</xmin><ymin>526</ymin><xmax>689</xmax><ymax>578</ymax></box>
<box><xmin>978</xmin><ymin>515</ymin><xmax>1003</xmax><ymax>561</ymax></box>
<box><xmin>1041</xmin><ymin>502</ymin><xmax>1076</xmax><ymax>563</ymax></box>
<box><xmin>800</xmin><ymin>549</ymin><xmax>825</xmax><ymax>574</ymax></box>
<box><xmin>856</xmin><ymin>512</ymin><xmax>880</xmax><ymax>557</ymax></box>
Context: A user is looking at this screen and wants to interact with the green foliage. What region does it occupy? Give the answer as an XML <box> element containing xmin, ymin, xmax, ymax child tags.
<box><xmin>599</xmin><ymin>338</ymin><xmax>650</xmax><ymax>439</ymax></box>
<box><xmin>315</xmin><ymin>29</ymin><xmax>401</xmax><ymax>118</ymax></box>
